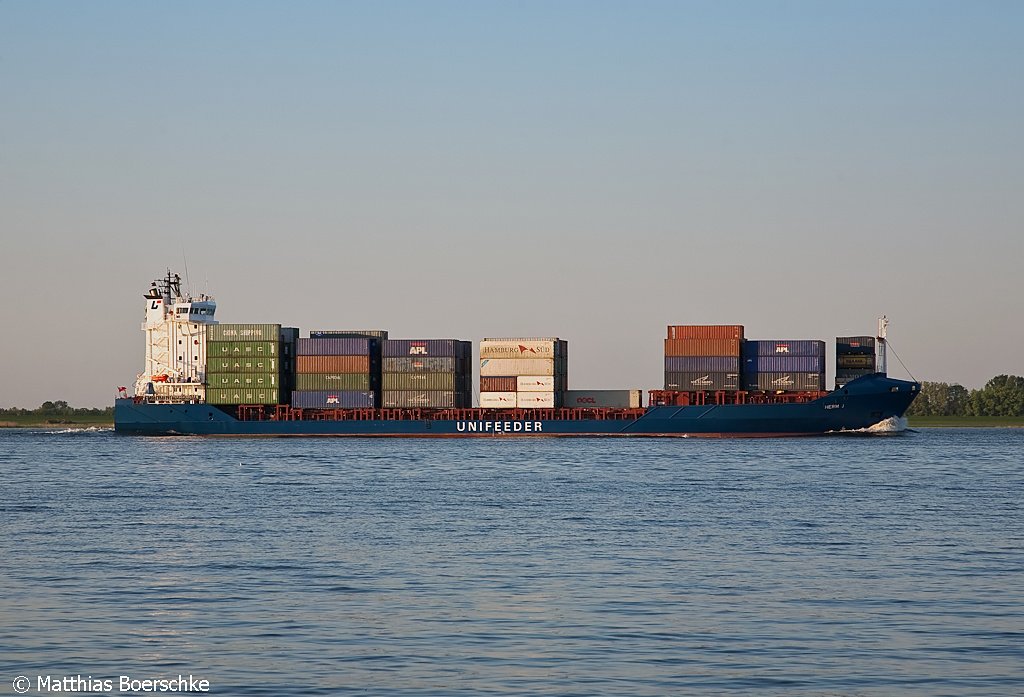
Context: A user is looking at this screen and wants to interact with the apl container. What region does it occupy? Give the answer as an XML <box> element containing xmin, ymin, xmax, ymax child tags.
<box><xmin>479</xmin><ymin>392</ymin><xmax>517</xmax><ymax>408</ymax></box>
<box><xmin>383</xmin><ymin>339</ymin><xmax>471</xmax><ymax>358</ymax></box>
<box><xmin>295</xmin><ymin>355</ymin><xmax>371</xmax><ymax>374</ymax></box>
<box><xmin>743</xmin><ymin>372</ymin><xmax>824</xmax><ymax>392</ymax></box>
<box><xmin>563</xmin><ymin>390</ymin><xmax>642</xmax><ymax>408</ymax></box>
<box><xmin>664</xmin><ymin>372</ymin><xmax>740</xmax><ymax>391</ymax></box>
<box><xmin>667</xmin><ymin>325</ymin><xmax>744</xmax><ymax>340</ymax></box>
<box><xmin>664</xmin><ymin>339</ymin><xmax>742</xmax><ymax>357</ymax></box>
<box><xmin>664</xmin><ymin>356</ymin><xmax>741</xmax><ymax>373</ymax></box>
<box><xmin>207</xmin><ymin>324</ymin><xmax>282</xmax><ymax>342</ymax></box>
<box><xmin>295</xmin><ymin>373</ymin><xmax>373</xmax><ymax>391</ymax></box>
<box><xmin>742</xmin><ymin>340</ymin><xmax>826</xmax><ymax>357</ymax></box>
<box><xmin>290</xmin><ymin>390</ymin><xmax>376</xmax><ymax>409</ymax></box>
<box><xmin>296</xmin><ymin>338</ymin><xmax>377</xmax><ymax>356</ymax></box>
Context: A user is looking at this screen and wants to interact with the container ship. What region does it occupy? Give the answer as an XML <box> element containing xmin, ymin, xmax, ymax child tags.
<box><xmin>114</xmin><ymin>272</ymin><xmax>919</xmax><ymax>437</ymax></box>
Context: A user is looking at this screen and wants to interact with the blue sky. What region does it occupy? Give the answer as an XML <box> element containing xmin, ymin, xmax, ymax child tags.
<box><xmin>2</xmin><ymin>1</ymin><xmax>1022</xmax><ymax>406</ymax></box>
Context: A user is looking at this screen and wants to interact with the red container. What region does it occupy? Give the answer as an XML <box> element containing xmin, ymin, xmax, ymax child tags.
<box><xmin>480</xmin><ymin>377</ymin><xmax>517</xmax><ymax>392</ymax></box>
<box><xmin>667</xmin><ymin>325</ymin><xmax>744</xmax><ymax>340</ymax></box>
<box><xmin>296</xmin><ymin>355</ymin><xmax>371</xmax><ymax>374</ymax></box>
<box><xmin>664</xmin><ymin>338</ymin><xmax>742</xmax><ymax>357</ymax></box>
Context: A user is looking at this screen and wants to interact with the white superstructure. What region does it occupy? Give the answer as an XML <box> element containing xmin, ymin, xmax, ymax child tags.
<box><xmin>134</xmin><ymin>271</ymin><xmax>217</xmax><ymax>402</ymax></box>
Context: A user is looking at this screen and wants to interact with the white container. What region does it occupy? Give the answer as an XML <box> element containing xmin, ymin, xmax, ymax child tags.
<box><xmin>480</xmin><ymin>340</ymin><xmax>564</xmax><ymax>359</ymax></box>
<box><xmin>480</xmin><ymin>358</ymin><xmax>557</xmax><ymax>376</ymax></box>
<box><xmin>479</xmin><ymin>392</ymin><xmax>518</xmax><ymax>408</ymax></box>
<box><xmin>517</xmin><ymin>375</ymin><xmax>555</xmax><ymax>391</ymax></box>
<box><xmin>516</xmin><ymin>392</ymin><xmax>556</xmax><ymax>408</ymax></box>
<box><xmin>563</xmin><ymin>389</ymin><xmax>642</xmax><ymax>409</ymax></box>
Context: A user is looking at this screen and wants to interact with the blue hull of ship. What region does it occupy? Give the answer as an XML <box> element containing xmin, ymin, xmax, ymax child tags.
<box><xmin>115</xmin><ymin>374</ymin><xmax>919</xmax><ymax>437</ymax></box>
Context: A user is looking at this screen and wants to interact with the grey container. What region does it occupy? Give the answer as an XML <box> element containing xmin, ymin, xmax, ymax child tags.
<box><xmin>664</xmin><ymin>372</ymin><xmax>740</xmax><ymax>391</ymax></box>
<box><xmin>664</xmin><ymin>356</ymin><xmax>741</xmax><ymax>373</ymax></box>
<box><xmin>743</xmin><ymin>356</ymin><xmax>824</xmax><ymax>372</ymax></box>
<box><xmin>383</xmin><ymin>357</ymin><xmax>460</xmax><ymax>373</ymax></box>
<box><xmin>290</xmin><ymin>390</ymin><xmax>376</xmax><ymax>409</ymax></box>
<box><xmin>382</xmin><ymin>373</ymin><xmax>467</xmax><ymax>391</ymax></box>
<box><xmin>743</xmin><ymin>372</ymin><xmax>824</xmax><ymax>392</ymax></box>
<box><xmin>296</xmin><ymin>337</ymin><xmax>378</xmax><ymax>356</ymax></box>
<box><xmin>380</xmin><ymin>391</ymin><xmax>469</xmax><ymax>409</ymax></box>
<box><xmin>563</xmin><ymin>390</ymin><xmax>642</xmax><ymax>408</ymax></box>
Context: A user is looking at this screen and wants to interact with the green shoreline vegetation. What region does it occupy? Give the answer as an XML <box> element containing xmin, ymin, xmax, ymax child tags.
<box><xmin>3</xmin><ymin>375</ymin><xmax>1021</xmax><ymax>429</ymax></box>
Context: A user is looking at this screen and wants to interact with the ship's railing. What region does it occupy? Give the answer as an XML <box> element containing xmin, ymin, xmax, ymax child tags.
<box><xmin>231</xmin><ymin>405</ymin><xmax>649</xmax><ymax>422</ymax></box>
<box><xmin>648</xmin><ymin>390</ymin><xmax>829</xmax><ymax>407</ymax></box>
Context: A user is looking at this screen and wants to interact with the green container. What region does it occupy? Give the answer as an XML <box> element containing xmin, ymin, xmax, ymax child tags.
<box><xmin>382</xmin><ymin>372</ymin><xmax>463</xmax><ymax>391</ymax></box>
<box><xmin>207</xmin><ymin>341</ymin><xmax>279</xmax><ymax>357</ymax></box>
<box><xmin>295</xmin><ymin>373</ymin><xmax>373</xmax><ymax>391</ymax></box>
<box><xmin>207</xmin><ymin>324</ymin><xmax>282</xmax><ymax>342</ymax></box>
<box><xmin>206</xmin><ymin>387</ymin><xmax>280</xmax><ymax>405</ymax></box>
<box><xmin>206</xmin><ymin>373</ymin><xmax>279</xmax><ymax>388</ymax></box>
<box><xmin>207</xmin><ymin>356</ymin><xmax>279</xmax><ymax>373</ymax></box>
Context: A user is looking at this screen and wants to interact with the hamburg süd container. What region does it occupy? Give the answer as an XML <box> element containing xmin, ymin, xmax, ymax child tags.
<box><xmin>516</xmin><ymin>392</ymin><xmax>557</xmax><ymax>409</ymax></box>
<box><xmin>295</xmin><ymin>355</ymin><xmax>371</xmax><ymax>374</ymax></box>
<box><xmin>664</xmin><ymin>356</ymin><xmax>741</xmax><ymax>373</ymax></box>
<box><xmin>296</xmin><ymin>338</ymin><xmax>378</xmax><ymax>356</ymax></box>
<box><xmin>741</xmin><ymin>340</ymin><xmax>826</xmax><ymax>357</ymax></box>
<box><xmin>516</xmin><ymin>375</ymin><xmax>556</xmax><ymax>392</ymax></box>
<box><xmin>479</xmin><ymin>392</ymin><xmax>518</xmax><ymax>408</ymax></box>
<box><xmin>207</xmin><ymin>324</ymin><xmax>282</xmax><ymax>342</ymax></box>
<box><xmin>664</xmin><ymin>339</ymin><xmax>742</xmax><ymax>357</ymax></box>
<box><xmin>743</xmin><ymin>372</ymin><xmax>824</xmax><ymax>392</ymax></box>
<box><xmin>479</xmin><ymin>340</ymin><xmax>566</xmax><ymax>359</ymax></box>
<box><xmin>480</xmin><ymin>358</ymin><xmax>559</xmax><ymax>377</ymax></box>
<box><xmin>295</xmin><ymin>373</ymin><xmax>374</xmax><ymax>391</ymax></box>
<box><xmin>664</xmin><ymin>372</ymin><xmax>740</xmax><ymax>391</ymax></box>
<box><xmin>290</xmin><ymin>390</ymin><xmax>376</xmax><ymax>409</ymax></box>
<box><xmin>562</xmin><ymin>390</ymin><xmax>642</xmax><ymax>409</ymax></box>
<box><xmin>666</xmin><ymin>325</ymin><xmax>744</xmax><ymax>340</ymax></box>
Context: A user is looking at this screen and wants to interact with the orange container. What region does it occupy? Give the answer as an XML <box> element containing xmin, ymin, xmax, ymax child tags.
<box><xmin>664</xmin><ymin>338</ymin><xmax>742</xmax><ymax>357</ymax></box>
<box><xmin>667</xmin><ymin>325</ymin><xmax>744</xmax><ymax>340</ymax></box>
<box><xmin>296</xmin><ymin>355</ymin><xmax>370</xmax><ymax>374</ymax></box>
<box><xmin>480</xmin><ymin>377</ymin><xmax>517</xmax><ymax>392</ymax></box>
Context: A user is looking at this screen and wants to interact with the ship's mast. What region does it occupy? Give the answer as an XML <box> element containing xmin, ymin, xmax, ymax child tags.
<box><xmin>876</xmin><ymin>315</ymin><xmax>888</xmax><ymax>376</ymax></box>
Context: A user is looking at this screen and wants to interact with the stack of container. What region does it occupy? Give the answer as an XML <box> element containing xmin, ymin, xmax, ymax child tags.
<box><xmin>742</xmin><ymin>340</ymin><xmax>825</xmax><ymax>392</ymax></box>
<box><xmin>479</xmin><ymin>338</ymin><xmax>568</xmax><ymax>408</ymax></box>
<box><xmin>291</xmin><ymin>335</ymin><xmax>380</xmax><ymax>408</ymax></box>
<box><xmin>835</xmin><ymin>336</ymin><xmax>876</xmax><ymax>387</ymax></box>
<box><xmin>664</xmin><ymin>325</ymin><xmax>743</xmax><ymax>391</ymax></box>
<box><xmin>206</xmin><ymin>324</ymin><xmax>295</xmax><ymax>405</ymax></box>
<box><xmin>381</xmin><ymin>340</ymin><xmax>472</xmax><ymax>408</ymax></box>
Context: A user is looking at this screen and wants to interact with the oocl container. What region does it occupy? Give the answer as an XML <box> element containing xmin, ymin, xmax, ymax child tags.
<box><xmin>563</xmin><ymin>390</ymin><xmax>642</xmax><ymax>408</ymax></box>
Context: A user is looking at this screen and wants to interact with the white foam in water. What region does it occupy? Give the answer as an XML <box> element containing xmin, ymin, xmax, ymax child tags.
<box><xmin>832</xmin><ymin>416</ymin><xmax>908</xmax><ymax>435</ymax></box>
<box><xmin>45</xmin><ymin>426</ymin><xmax>115</xmax><ymax>434</ymax></box>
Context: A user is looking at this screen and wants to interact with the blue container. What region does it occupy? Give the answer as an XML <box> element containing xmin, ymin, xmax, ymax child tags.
<box><xmin>742</xmin><ymin>340</ymin><xmax>825</xmax><ymax>358</ymax></box>
<box><xmin>296</xmin><ymin>338</ymin><xmax>378</xmax><ymax>356</ymax></box>
<box><xmin>664</xmin><ymin>356</ymin><xmax>741</xmax><ymax>373</ymax></box>
<box><xmin>290</xmin><ymin>390</ymin><xmax>376</xmax><ymax>408</ymax></box>
<box><xmin>383</xmin><ymin>339</ymin><xmax>471</xmax><ymax>358</ymax></box>
<box><xmin>743</xmin><ymin>356</ymin><xmax>824</xmax><ymax>372</ymax></box>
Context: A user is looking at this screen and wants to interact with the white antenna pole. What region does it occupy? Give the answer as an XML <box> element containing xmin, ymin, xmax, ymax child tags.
<box><xmin>877</xmin><ymin>315</ymin><xmax>888</xmax><ymax>375</ymax></box>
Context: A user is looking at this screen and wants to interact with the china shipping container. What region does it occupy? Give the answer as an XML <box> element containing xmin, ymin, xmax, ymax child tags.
<box><xmin>383</xmin><ymin>339</ymin><xmax>471</xmax><ymax>358</ymax></box>
<box><xmin>664</xmin><ymin>339</ymin><xmax>742</xmax><ymax>357</ymax></box>
<box><xmin>207</xmin><ymin>324</ymin><xmax>282</xmax><ymax>342</ymax></box>
<box><xmin>562</xmin><ymin>390</ymin><xmax>643</xmax><ymax>409</ymax></box>
<box><xmin>295</xmin><ymin>373</ymin><xmax>374</xmax><ymax>391</ymax></box>
<box><xmin>480</xmin><ymin>377</ymin><xmax>518</xmax><ymax>392</ymax></box>
<box><xmin>208</xmin><ymin>341</ymin><xmax>279</xmax><ymax>357</ymax></box>
<box><xmin>382</xmin><ymin>373</ymin><xmax>466</xmax><ymax>391</ymax></box>
<box><xmin>207</xmin><ymin>373</ymin><xmax>278</xmax><ymax>388</ymax></box>
<box><xmin>743</xmin><ymin>372</ymin><xmax>824</xmax><ymax>392</ymax></box>
<box><xmin>837</xmin><ymin>354</ymin><xmax>876</xmax><ymax>369</ymax></box>
<box><xmin>380</xmin><ymin>391</ymin><xmax>467</xmax><ymax>409</ymax></box>
<box><xmin>295</xmin><ymin>355</ymin><xmax>371</xmax><ymax>374</ymax></box>
<box><xmin>664</xmin><ymin>356</ymin><xmax>742</xmax><ymax>373</ymax></box>
<box><xmin>479</xmin><ymin>392</ymin><xmax>518</xmax><ymax>408</ymax></box>
<box><xmin>206</xmin><ymin>357</ymin><xmax>279</xmax><ymax>373</ymax></box>
<box><xmin>290</xmin><ymin>390</ymin><xmax>376</xmax><ymax>409</ymax></box>
<box><xmin>836</xmin><ymin>336</ymin><xmax>876</xmax><ymax>355</ymax></box>
<box><xmin>516</xmin><ymin>392</ymin><xmax>558</xmax><ymax>408</ymax></box>
<box><xmin>383</xmin><ymin>357</ymin><xmax>461</xmax><ymax>373</ymax></box>
<box><xmin>516</xmin><ymin>375</ymin><xmax>556</xmax><ymax>392</ymax></box>
<box><xmin>666</xmin><ymin>325</ymin><xmax>744</xmax><ymax>340</ymax></box>
<box><xmin>296</xmin><ymin>337</ymin><xmax>378</xmax><ymax>356</ymax></box>
<box><xmin>664</xmin><ymin>372</ymin><xmax>740</xmax><ymax>391</ymax></box>
<box><xmin>311</xmin><ymin>330</ymin><xmax>389</xmax><ymax>340</ymax></box>
<box><xmin>742</xmin><ymin>356</ymin><xmax>825</xmax><ymax>373</ymax></box>
<box><xmin>479</xmin><ymin>339</ymin><xmax>567</xmax><ymax>359</ymax></box>
<box><xmin>480</xmin><ymin>358</ymin><xmax>563</xmax><ymax>377</ymax></box>
<box><xmin>741</xmin><ymin>340</ymin><xmax>826</xmax><ymax>357</ymax></box>
<box><xmin>207</xmin><ymin>388</ymin><xmax>280</xmax><ymax>405</ymax></box>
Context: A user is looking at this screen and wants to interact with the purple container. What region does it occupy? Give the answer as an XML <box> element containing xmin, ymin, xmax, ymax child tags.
<box><xmin>742</xmin><ymin>356</ymin><xmax>824</xmax><ymax>372</ymax></box>
<box><xmin>382</xmin><ymin>339</ymin><xmax>471</xmax><ymax>358</ymax></box>
<box><xmin>296</xmin><ymin>338</ymin><xmax>377</xmax><ymax>356</ymax></box>
<box><xmin>742</xmin><ymin>340</ymin><xmax>826</xmax><ymax>358</ymax></box>
<box><xmin>290</xmin><ymin>390</ymin><xmax>376</xmax><ymax>408</ymax></box>
<box><xmin>664</xmin><ymin>356</ymin><xmax>741</xmax><ymax>373</ymax></box>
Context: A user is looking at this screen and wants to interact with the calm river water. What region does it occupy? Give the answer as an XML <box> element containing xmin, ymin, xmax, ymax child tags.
<box><xmin>1</xmin><ymin>428</ymin><xmax>1021</xmax><ymax>696</ymax></box>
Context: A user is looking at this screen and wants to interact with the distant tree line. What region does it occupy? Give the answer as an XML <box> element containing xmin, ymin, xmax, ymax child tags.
<box><xmin>0</xmin><ymin>401</ymin><xmax>114</xmax><ymax>418</ymax></box>
<box><xmin>906</xmin><ymin>375</ymin><xmax>1024</xmax><ymax>417</ymax></box>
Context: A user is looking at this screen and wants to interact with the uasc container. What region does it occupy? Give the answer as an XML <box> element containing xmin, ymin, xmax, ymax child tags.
<box><xmin>207</xmin><ymin>373</ymin><xmax>278</xmax><ymax>388</ymax></box>
<box><xmin>206</xmin><ymin>357</ymin><xmax>279</xmax><ymax>373</ymax></box>
<box><xmin>207</xmin><ymin>387</ymin><xmax>279</xmax><ymax>405</ymax></box>
<box><xmin>207</xmin><ymin>341</ymin><xmax>279</xmax><ymax>357</ymax></box>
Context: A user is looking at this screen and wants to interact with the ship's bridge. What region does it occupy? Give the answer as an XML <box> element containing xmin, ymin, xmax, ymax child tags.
<box><xmin>173</xmin><ymin>299</ymin><xmax>217</xmax><ymax>322</ymax></box>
